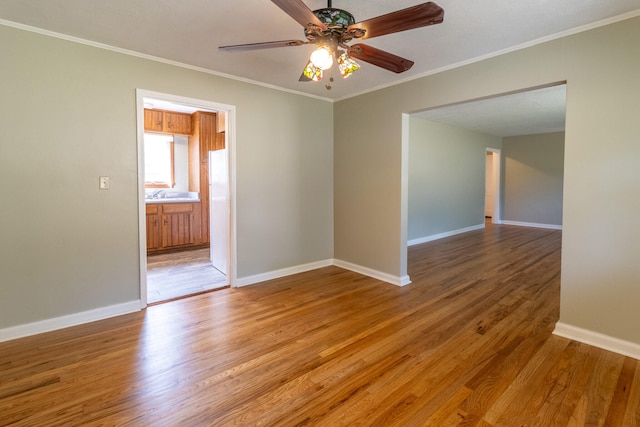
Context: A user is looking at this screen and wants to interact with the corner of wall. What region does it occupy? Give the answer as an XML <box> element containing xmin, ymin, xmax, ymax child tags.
<box><xmin>553</xmin><ymin>322</ymin><xmax>640</xmax><ymax>360</ymax></box>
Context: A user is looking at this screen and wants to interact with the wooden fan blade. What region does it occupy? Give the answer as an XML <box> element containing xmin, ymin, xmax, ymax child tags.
<box><xmin>347</xmin><ymin>2</ymin><xmax>444</xmax><ymax>40</ymax></box>
<box><xmin>348</xmin><ymin>44</ymin><xmax>414</xmax><ymax>73</ymax></box>
<box><xmin>219</xmin><ymin>40</ymin><xmax>306</xmax><ymax>52</ymax></box>
<box><xmin>271</xmin><ymin>0</ymin><xmax>327</xmax><ymax>30</ymax></box>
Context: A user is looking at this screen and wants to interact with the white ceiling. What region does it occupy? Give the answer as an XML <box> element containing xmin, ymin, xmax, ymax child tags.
<box><xmin>412</xmin><ymin>84</ymin><xmax>567</xmax><ymax>137</ymax></box>
<box><xmin>2</xmin><ymin>0</ymin><xmax>639</xmax><ymax>102</ymax></box>
<box><xmin>2</xmin><ymin>1</ymin><xmax>638</xmax><ymax>136</ymax></box>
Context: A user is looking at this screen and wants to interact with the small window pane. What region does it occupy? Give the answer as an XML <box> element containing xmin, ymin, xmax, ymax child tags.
<box><xmin>144</xmin><ymin>133</ymin><xmax>174</xmax><ymax>187</ymax></box>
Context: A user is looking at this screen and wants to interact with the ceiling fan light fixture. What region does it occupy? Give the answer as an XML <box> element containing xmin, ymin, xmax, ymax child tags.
<box><xmin>302</xmin><ymin>61</ymin><xmax>323</xmax><ymax>81</ymax></box>
<box><xmin>309</xmin><ymin>46</ymin><xmax>334</xmax><ymax>70</ymax></box>
<box><xmin>221</xmin><ymin>1</ymin><xmax>445</xmax><ymax>88</ymax></box>
<box><xmin>338</xmin><ymin>52</ymin><xmax>360</xmax><ymax>78</ymax></box>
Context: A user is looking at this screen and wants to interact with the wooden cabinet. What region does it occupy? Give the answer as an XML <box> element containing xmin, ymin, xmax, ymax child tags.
<box><xmin>143</xmin><ymin>109</ymin><xmax>192</xmax><ymax>135</ymax></box>
<box><xmin>188</xmin><ymin>111</ymin><xmax>222</xmax><ymax>245</ymax></box>
<box><xmin>164</xmin><ymin>111</ymin><xmax>192</xmax><ymax>135</ymax></box>
<box><xmin>146</xmin><ymin>202</ymin><xmax>201</xmax><ymax>253</ymax></box>
<box><xmin>144</xmin><ymin>109</ymin><xmax>164</xmax><ymax>133</ymax></box>
<box><xmin>161</xmin><ymin>203</ymin><xmax>195</xmax><ymax>248</ymax></box>
<box><xmin>145</xmin><ymin>204</ymin><xmax>161</xmax><ymax>251</ymax></box>
<box><xmin>215</xmin><ymin>131</ymin><xmax>225</xmax><ymax>151</ymax></box>
<box><xmin>192</xmin><ymin>111</ymin><xmax>217</xmax><ymax>163</ymax></box>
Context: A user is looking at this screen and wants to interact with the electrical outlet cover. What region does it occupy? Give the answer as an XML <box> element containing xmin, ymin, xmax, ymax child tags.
<box><xmin>99</xmin><ymin>176</ymin><xmax>110</xmax><ymax>189</ymax></box>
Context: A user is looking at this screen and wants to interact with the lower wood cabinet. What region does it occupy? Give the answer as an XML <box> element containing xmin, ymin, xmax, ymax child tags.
<box><xmin>146</xmin><ymin>204</ymin><xmax>162</xmax><ymax>251</ymax></box>
<box><xmin>146</xmin><ymin>202</ymin><xmax>201</xmax><ymax>253</ymax></box>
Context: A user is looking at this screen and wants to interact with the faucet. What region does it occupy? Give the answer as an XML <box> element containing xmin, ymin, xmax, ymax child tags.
<box><xmin>151</xmin><ymin>189</ymin><xmax>165</xmax><ymax>199</ymax></box>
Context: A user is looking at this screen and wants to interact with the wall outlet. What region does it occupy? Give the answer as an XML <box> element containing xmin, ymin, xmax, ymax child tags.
<box><xmin>99</xmin><ymin>176</ymin><xmax>110</xmax><ymax>190</ymax></box>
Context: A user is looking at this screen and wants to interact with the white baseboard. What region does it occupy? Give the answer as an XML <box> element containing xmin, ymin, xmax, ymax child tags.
<box><xmin>0</xmin><ymin>300</ymin><xmax>141</xmax><ymax>343</ymax></box>
<box><xmin>234</xmin><ymin>259</ymin><xmax>333</xmax><ymax>287</ymax></box>
<box><xmin>333</xmin><ymin>259</ymin><xmax>411</xmax><ymax>287</ymax></box>
<box><xmin>235</xmin><ymin>257</ymin><xmax>411</xmax><ymax>288</ymax></box>
<box><xmin>554</xmin><ymin>322</ymin><xmax>640</xmax><ymax>360</ymax></box>
<box><xmin>408</xmin><ymin>223</ymin><xmax>485</xmax><ymax>246</ymax></box>
<box><xmin>501</xmin><ymin>220</ymin><xmax>562</xmax><ymax>230</ymax></box>
<box><xmin>235</xmin><ymin>258</ymin><xmax>410</xmax><ymax>288</ymax></box>
<box><xmin>1</xmin><ymin>257</ymin><xmax>410</xmax><ymax>342</ymax></box>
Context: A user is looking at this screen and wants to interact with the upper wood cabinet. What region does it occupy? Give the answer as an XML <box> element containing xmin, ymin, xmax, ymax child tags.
<box><xmin>164</xmin><ymin>112</ymin><xmax>192</xmax><ymax>135</ymax></box>
<box><xmin>192</xmin><ymin>111</ymin><xmax>217</xmax><ymax>163</ymax></box>
<box><xmin>144</xmin><ymin>109</ymin><xmax>164</xmax><ymax>133</ymax></box>
<box><xmin>215</xmin><ymin>132</ymin><xmax>225</xmax><ymax>151</ymax></box>
<box><xmin>144</xmin><ymin>109</ymin><xmax>192</xmax><ymax>135</ymax></box>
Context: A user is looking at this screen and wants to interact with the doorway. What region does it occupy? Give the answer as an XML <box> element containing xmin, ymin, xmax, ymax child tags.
<box><xmin>403</xmin><ymin>83</ymin><xmax>566</xmax><ymax>280</ymax></box>
<box><xmin>136</xmin><ymin>89</ymin><xmax>236</xmax><ymax>307</ymax></box>
<box><xmin>485</xmin><ymin>148</ymin><xmax>501</xmax><ymax>223</ymax></box>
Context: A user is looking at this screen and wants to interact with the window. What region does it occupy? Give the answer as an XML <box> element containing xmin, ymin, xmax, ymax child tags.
<box><xmin>144</xmin><ymin>133</ymin><xmax>175</xmax><ymax>188</ymax></box>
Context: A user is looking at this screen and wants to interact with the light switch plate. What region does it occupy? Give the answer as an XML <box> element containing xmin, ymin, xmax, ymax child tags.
<box><xmin>99</xmin><ymin>176</ymin><xmax>110</xmax><ymax>190</ymax></box>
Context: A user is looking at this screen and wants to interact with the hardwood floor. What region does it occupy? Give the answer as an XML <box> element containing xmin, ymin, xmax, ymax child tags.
<box><xmin>1</xmin><ymin>223</ymin><xmax>639</xmax><ymax>426</ymax></box>
<box><xmin>147</xmin><ymin>248</ymin><xmax>228</xmax><ymax>304</ymax></box>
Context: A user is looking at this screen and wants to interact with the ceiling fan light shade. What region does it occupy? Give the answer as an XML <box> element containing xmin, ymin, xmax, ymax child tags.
<box><xmin>338</xmin><ymin>53</ymin><xmax>360</xmax><ymax>78</ymax></box>
<box><xmin>302</xmin><ymin>61</ymin><xmax>323</xmax><ymax>81</ymax></box>
<box><xmin>310</xmin><ymin>46</ymin><xmax>334</xmax><ymax>70</ymax></box>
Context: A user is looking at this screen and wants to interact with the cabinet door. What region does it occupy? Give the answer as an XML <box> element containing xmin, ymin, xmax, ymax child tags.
<box><xmin>198</xmin><ymin>112</ymin><xmax>217</xmax><ymax>163</ymax></box>
<box><xmin>164</xmin><ymin>112</ymin><xmax>192</xmax><ymax>135</ymax></box>
<box><xmin>145</xmin><ymin>205</ymin><xmax>161</xmax><ymax>251</ymax></box>
<box><xmin>144</xmin><ymin>109</ymin><xmax>164</xmax><ymax>132</ymax></box>
<box><xmin>161</xmin><ymin>203</ymin><xmax>195</xmax><ymax>247</ymax></box>
<box><xmin>215</xmin><ymin>131</ymin><xmax>225</xmax><ymax>150</ymax></box>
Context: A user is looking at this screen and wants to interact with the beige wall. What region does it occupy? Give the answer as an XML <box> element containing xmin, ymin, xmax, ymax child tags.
<box><xmin>408</xmin><ymin>118</ymin><xmax>501</xmax><ymax>240</ymax></box>
<box><xmin>335</xmin><ymin>17</ymin><xmax>640</xmax><ymax>344</ymax></box>
<box><xmin>2</xmin><ymin>15</ymin><xmax>639</xmax><ymax>349</ymax></box>
<box><xmin>0</xmin><ymin>25</ymin><xmax>334</xmax><ymax>329</ymax></box>
<box><xmin>503</xmin><ymin>132</ymin><xmax>565</xmax><ymax>226</ymax></box>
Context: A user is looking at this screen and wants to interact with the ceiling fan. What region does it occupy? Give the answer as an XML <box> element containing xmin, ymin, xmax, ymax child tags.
<box><xmin>219</xmin><ymin>0</ymin><xmax>444</xmax><ymax>89</ymax></box>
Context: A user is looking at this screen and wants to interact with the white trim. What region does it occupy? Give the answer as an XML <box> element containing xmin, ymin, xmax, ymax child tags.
<box><xmin>235</xmin><ymin>260</ymin><xmax>333</xmax><ymax>288</ymax></box>
<box><xmin>227</xmin><ymin>111</ymin><xmax>239</xmax><ymax>289</ymax></box>
<box><xmin>0</xmin><ymin>19</ymin><xmax>333</xmax><ymax>103</ymax></box>
<box><xmin>232</xmin><ymin>258</ymin><xmax>412</xmax><ymax>288</ymax></box>
<box><xmin>0</xmin><ymin>301</ymin><xmax>141</xmax><ymax>343</ymax></box>
<box><xmin>136</xmin><ymin>96</ymin><xmax>148</xmax><ymax>308</ymax></box>
<box><xmin>400</xmin><ymin>113</ymin><xmax>411</xmax><ymax>281</ymax></box>
<box><xmin>408</xmin><ymin>223</ymin><xmax>485</xmax><ymax>246</ymax></box>
<box><xmin>486</xmin><ymin>148</ymin><xmax>502</xmax><ymax>224</ymax></box>
<box><xmin>333</xmin><ymin>259</ymin><xmax>411</xmax><ymax>287</ymax></box>
<box><xmin>3</xmin><ymin>9</ymin><xmax>640</xmax><ymax>103</ymax></box>
<box><xmin>333</xmin><ymin>10</ymin><xmax>640</xmax><ymax>102</ymax></box>
<box><xmin>136</xmin><ymin>90</ymin><xmax>238</xmax><ymax>298</ymax></box>
<box><xmin>554</xmin><ymin>322</ymin><xmax>640</xmax><ymax>360</ymax></box>
<box><xmin>501</xmin><ymin>220</ymin><xmax>562</xmax><ymax>230</ymax></box>
<box><xmin>0</xmin><ymin>255</ymin><xmax>408</xmax><ymax>341</ymax></box>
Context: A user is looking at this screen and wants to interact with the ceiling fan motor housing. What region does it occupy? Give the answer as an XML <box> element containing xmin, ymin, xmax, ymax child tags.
<box><xmin>305</xmin><ymin>8</ymin><xmax>366</xmax><ymax>45</ymax></box>
<box><xmin>313</xmin><ymin>8</ymin><xmax>355</xmax><ymax>27</ymax></box>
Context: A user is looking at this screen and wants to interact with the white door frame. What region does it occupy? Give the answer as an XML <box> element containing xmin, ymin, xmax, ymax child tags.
<box><xmin>135</xmin><ymin>89</ymin><xmax>237</xmax><ymax>308</ymax></box>
<box><xmin>486</xmin><ymin>148</ymin><xmax>502</xmax><ymax>224</ymax></box>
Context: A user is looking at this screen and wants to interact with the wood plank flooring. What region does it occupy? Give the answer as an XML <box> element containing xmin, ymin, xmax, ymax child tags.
<box><xmin>147</xmin><ymin>248</ymin><xmax>228</xmax><ymax>304</ymax></box>
<box><xmin>1</xmin><ymin>223</ymin><xmax>639</xmax><ymax>426</ymax></box>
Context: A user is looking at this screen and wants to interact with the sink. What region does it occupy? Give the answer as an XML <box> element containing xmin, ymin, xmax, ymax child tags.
<box><xmin>145</xmin><ymin>191</ymin><xmax>200</xmax><ymax>203</ymax></box>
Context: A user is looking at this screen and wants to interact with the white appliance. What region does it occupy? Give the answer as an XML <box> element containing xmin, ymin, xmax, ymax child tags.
<box><xmin>209</xmin><ymin>149</ymin><xmax>229</xmax><ymax>275</ymax></box>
